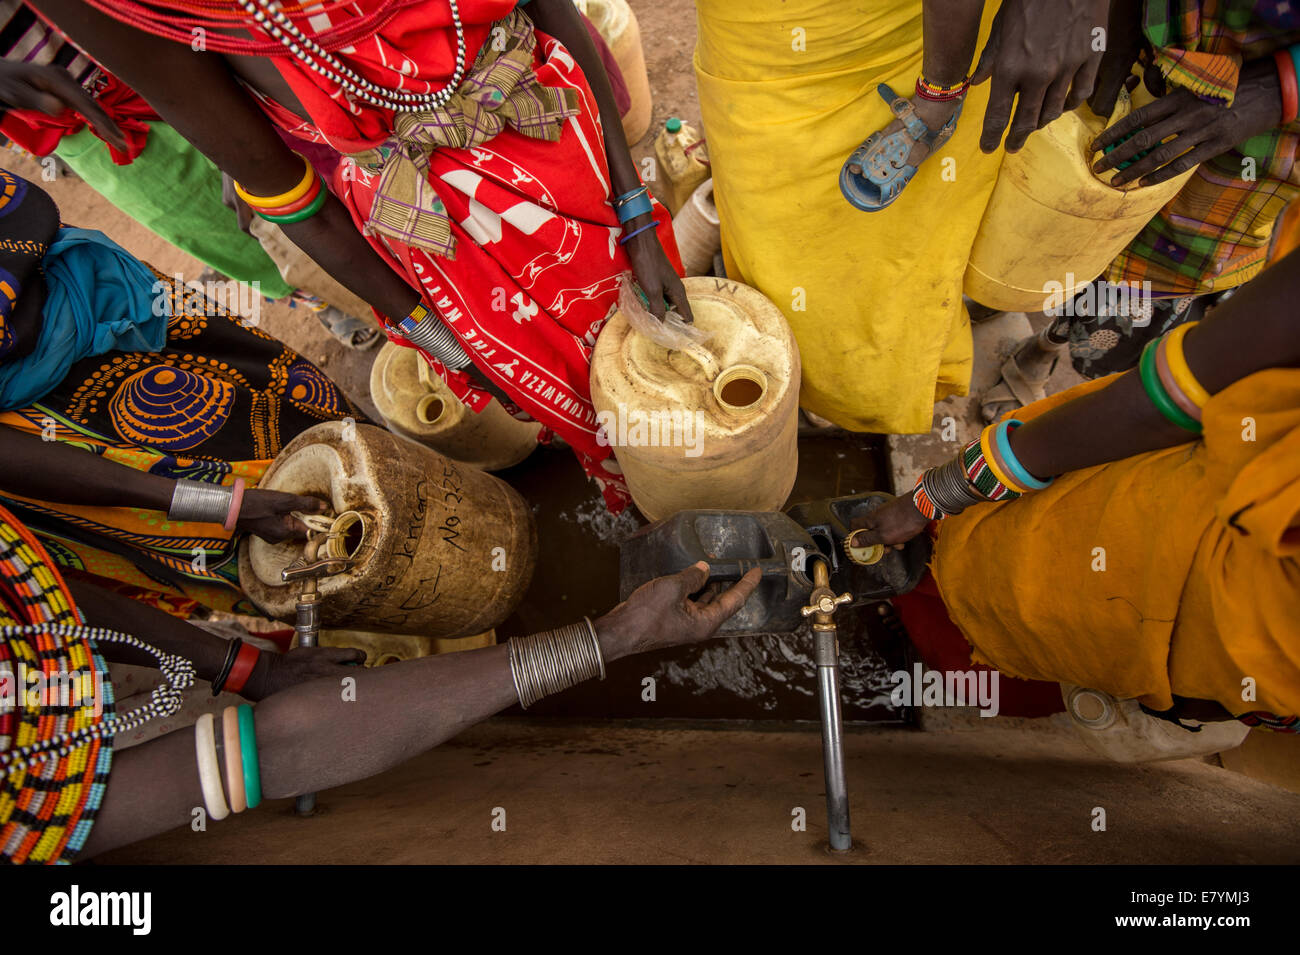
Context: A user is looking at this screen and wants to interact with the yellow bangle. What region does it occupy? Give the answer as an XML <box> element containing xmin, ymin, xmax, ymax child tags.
<box><xmin>233</xmin><ymin>155</ymin><xmax>314</xmax><ymax>209</ymax></box>
<box><xmin>1163</xmin><ymin>322</ymin><xmax>1211</xmax><ymax>409</ymax></box>
<box><xmin>979</xmin><ymin>424</ymin><xmax>1031</xmax><ymax>494</ymax></box>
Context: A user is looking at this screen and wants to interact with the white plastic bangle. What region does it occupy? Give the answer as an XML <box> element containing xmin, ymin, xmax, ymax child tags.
<box><xmin>194</xmin><ymin>713</ymin><xmax>230</xmax><ymax>821</ymax></box>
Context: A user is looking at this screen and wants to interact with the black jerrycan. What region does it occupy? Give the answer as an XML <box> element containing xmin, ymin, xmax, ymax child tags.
<box><xmin>619</xmin><ymin>493</ymin><xmax>930</xmax><ymax>635</ymax></box>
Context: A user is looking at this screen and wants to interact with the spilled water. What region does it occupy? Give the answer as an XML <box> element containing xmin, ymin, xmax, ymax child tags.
<box><xmin>497</xmin><ymin>433</ymin><xmax>912</xmax><ymax>723</ymax></box>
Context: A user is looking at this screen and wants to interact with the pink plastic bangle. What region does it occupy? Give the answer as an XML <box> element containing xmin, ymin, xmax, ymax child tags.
<box><xmin>223</xmin><ymin>477</ymin><xmax>246</xmax><ymax>532</ymax></box>
<box><xmin>1155</xmin><ymin>337</ymin><xmax>1202</xmax><ymax>422</ymax></box>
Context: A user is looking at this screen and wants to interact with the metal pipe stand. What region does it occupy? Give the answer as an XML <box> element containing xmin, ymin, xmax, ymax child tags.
<box><xmin>801</xmin><ymin>559</ymin><xmax>853</xmax><ymax>852</ymax></box>
<box><xmin>280</xmin><ymin>535</ymin><xmax>354</xmax><ymax>818</ymax></box>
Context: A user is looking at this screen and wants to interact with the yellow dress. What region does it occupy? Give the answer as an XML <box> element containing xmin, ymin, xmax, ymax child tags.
<box><xmin>694</xmin><ymin>0</ymin><xmax>1005</xmax><ymax>433</ymax></box>
<box><xmin>932</xmin><ymin>369</ymin><xmax>1300</xmax><ymax>719</ymax></box>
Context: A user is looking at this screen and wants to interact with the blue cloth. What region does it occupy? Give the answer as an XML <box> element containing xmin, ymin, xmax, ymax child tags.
<box><xmin>0</xmin><ymin>227</ymin><xmax>167</xmax><ymax>410</ymax></box>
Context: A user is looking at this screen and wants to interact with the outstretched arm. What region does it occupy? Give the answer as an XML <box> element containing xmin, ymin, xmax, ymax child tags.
<box><xmin>527</xmin><ymin>0</ymin><xmax>692</xmax><ymax>321</ymax></box>
<box><xmin>0</xmin><ymin>424</ymin><xmax>325</xmax><ymax>543</ymax></box>
<box><xmin>33</xmin><ymin>0</ymin><xmax>422</xmax><ymax>322</ymax></box>
<box><xmin>78</xmin><ymin>562</ymin><xmax>761</xmax><ymax>856</ymax></box>
<box><xmin>855</xmin><ymin>248</ymin><xmax>1300</xmax><ymax>545</ymax></box>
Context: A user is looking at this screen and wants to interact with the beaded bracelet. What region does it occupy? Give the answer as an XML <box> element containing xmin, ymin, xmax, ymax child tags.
<box><xmin>1139</xmin><ymin>339</ymin><xmax>1202</xmax><ymax>433</ymax></box>
<box><xmin>963</xmin><ymin>430</ymin><xmax>1024</xmax><ymax>501</ymax></box>
<box><xmin>912</xmin><ymin>431</ymin><xmax>1025</xmax><ymax>521</ymax></box>
<box><xmin>979</xmin><ymin>423</ymin><xmax>1031</xmax><ymax>494</ymax></box>
<box><xmin>916</xmin><ymin>75</ymin><xmax>970</xmax><ymax>101</ymax></box>
<box><xmin>237</xmin><ymin>704</ymin><xmax>263</xmax><ymax>809</ymax></box>
<box><xmin>234</xmin><ymin>155</ymin><xmax>314</xmax><ymax>208</ymax></box>
<box><xmin>619</xmin><ymin>219</ymin><xmax>660</xmax><ymax>245</ymax></box>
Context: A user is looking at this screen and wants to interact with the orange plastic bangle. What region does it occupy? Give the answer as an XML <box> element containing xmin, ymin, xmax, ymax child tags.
<box><xmin>221</xmin><ymin>706</ymin><xmax>247</xmax><ymax>813</ymax></box>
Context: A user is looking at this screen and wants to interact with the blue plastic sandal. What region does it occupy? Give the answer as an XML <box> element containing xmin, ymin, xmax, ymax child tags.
<box><xmin>840</xmin><ymin>83</ymin><xmax>963</xmax><ymax>212</ymax></box>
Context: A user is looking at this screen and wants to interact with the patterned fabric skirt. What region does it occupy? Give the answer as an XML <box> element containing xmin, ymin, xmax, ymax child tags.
<box><xmin>1056</xmin><ymin>280</ymin><xmax>1217</xmax><ymax>380</ymax></box>
<box><xmin>0</xmin><ymin>503</ymin><xmax>115</xmax><ymax>864</ymax></box>
<box><xmin>0</xmin><ymin>268</ymin><xmax>362</xmax><ymax>617</ymax></box>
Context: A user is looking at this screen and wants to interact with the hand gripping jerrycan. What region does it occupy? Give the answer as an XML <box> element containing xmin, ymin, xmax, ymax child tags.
<box><xmin>619</xmin><ymin>493</ymin><xmax>930</xmax><ymax>635</ymax></box>
<box><xmin>964</xmin><ymin>86</ymin><xmax>1199</xmax><ymax>312</ymax></box>
<box><xmin>589</xmin><ymin>276</ymin><xmax>800</xmax><ymax>522</ymax></box>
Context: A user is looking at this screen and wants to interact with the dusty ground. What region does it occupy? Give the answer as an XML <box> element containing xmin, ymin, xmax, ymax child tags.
<box><xmin>102</xmin><ymin>719</ymin><xmax>1300</xmax><ymax>865</ymax></box>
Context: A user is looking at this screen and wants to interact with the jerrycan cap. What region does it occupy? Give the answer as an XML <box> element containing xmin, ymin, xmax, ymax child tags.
<box><xmin>665</xmin><ymin>117</ymin><xmax>682</xmax><ymax>134</ymax></box>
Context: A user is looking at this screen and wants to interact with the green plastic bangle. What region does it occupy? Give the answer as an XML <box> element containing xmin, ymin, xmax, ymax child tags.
<box><xmin>1139</xmin><ymin>340</ymin><xmax>1201</xmax><ymax>433</ymax></box>
<box><xmin>237</xmin><ymin>703</ymin><xmax>263</xmax><ymax>809</ymax></box>
<box><xmin>257</xmin><ymin>185</ymin><xmax>328</xmax><ymax>224</ymax></box>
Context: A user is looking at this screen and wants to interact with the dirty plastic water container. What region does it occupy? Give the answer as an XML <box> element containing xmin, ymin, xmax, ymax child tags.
<box><xmin>589</xmin><ymin>276</ymin><xmax>800</xmax><ymax>521</ymax></box>
<box><xmin>673</xmin><ymin>178</ymin><xmax>721</xmax><ymax>277</ymax></box>
<box><xmin>576</xmin><ymin>0</ymin><xmax>652</xmax><ymax>144</ymax></box>
<box><xmin>239</xmin><ymin>421</ymin><xmax>537</xmax><ymax>637</ymax></box>
<box><xmin>965</xmin><ymin>90</ymin><xmax>1198</xmax><ymax>313</ymax></box>
<box><xmin>654</xmin><ymin>117</ymin><xmax>710</xmax><ymax>216</ymax></box>
<box><xmin>1061</xmin><ymin>684</ymin><xmax>1249</xmax><ymax>763</ymax></box>
<box><xmin>620</xmin><ymin>510</ymin><xmax>816</xmax><ymax>634</ymax></box>
<box><xmin>369</xmin><ymin>341</ymin><xmax>540</xmax><ymax>471</ymax></box>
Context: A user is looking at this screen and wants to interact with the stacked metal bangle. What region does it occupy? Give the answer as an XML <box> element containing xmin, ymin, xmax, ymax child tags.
<box><xmin>508</xmin><ymin>617</ymin><xmax>606</xmax><ymax>709</ymax></box>
<box><xmin>919</xmin><ymin>454</ymin><xmax>986</xmax><ymax>519</ymax></box>
<box><xmin>169</xmin><ymin>478</ymin><xmax>234</xmax><ymax>524</ymax></box>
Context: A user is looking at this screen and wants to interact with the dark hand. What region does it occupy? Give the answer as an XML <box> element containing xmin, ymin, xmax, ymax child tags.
<box><xmin>1092</xmin><ymin>58</ymin><xmax>1283</xmax><ymax>186</ymax></box>
<box><xmin>0</xmin><ymin>60</ymin><xmax>127</xmax><ymax>152</ymax></box>
<box><xmin>594</xmin><ymin>561</ymin><xmax>761</xmax><ymax>657</ymax></box>
<box><xmin>1087</xmin><ymin>0</ymin><xmax>1148</xmax><ymax>119</ymax></box>
<box><xmin>623</xmin><ymin>216</ymin><xmax>694</xmax><ymax>322</ymax></box>
<box><xmin>221</xmin><ymin>172</ymin><xmax>256</xmax><ymax>233</ymax></box>
<box><xmin>246</xmin><ymin>645</ymin><xmax>366</xmax><ymax>699</ymax></box>
<box><xmin>972</xmin><ymin>0</ymin><xmax>1110</xmax><ymax>152</ymax></box>
<box><xmin>847</xmin><ymin>495</ymin><xmax>930</xmax><ymax>549</ymax></box>
<box><xmin>235</xmin><ymin>488</ymin><xmax>328</xmax><ymax>543</ymax></box>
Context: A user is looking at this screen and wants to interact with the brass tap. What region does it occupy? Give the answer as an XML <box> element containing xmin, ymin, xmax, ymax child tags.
<box><xmin>800</xmin><ymin>559</ymin><xmax>851</xmax><ymax>631</ymax></box>
<box><xmin>280</xmin><ymin>533</ymin><xmax>355</xmax><ymax>649</ymax></box>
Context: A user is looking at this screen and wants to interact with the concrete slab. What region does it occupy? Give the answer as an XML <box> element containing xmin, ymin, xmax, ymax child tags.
<box><xmin>100</xmin><ymin>719</ymin><xmax>1300</xmax><ymax>865</ymax></box>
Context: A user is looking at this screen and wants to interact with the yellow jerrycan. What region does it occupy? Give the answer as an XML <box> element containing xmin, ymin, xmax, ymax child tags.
<box><xmin>654</xmin><ymin>117</ymin><xmax>710</xmax><ymax>216</ymax></box>
<box><xmin>964</xmin><ymin>87</ymin><xmax>1199</xmax><ymax>312</ymax></box>
<box><xmin>368</xmin><ymin>341</ymin><xmax>540</xmax><ymax>471</ymax></box>
<box><xmin>589</xmin><ymin>276</ymin><xmax>800</xmax><ymax>521</ymax></box>
<box><xmin>575</xmin><ymin>0</ymin><xmax>652</xmax><ymax>144</ymax></box>
<box><xmin>238</xmin><ymin>421</ymin><xmax>537</xmax><ymax>637</ymax></box>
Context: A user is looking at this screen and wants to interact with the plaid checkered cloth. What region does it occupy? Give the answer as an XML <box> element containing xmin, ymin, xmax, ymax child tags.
<box><xmin>1111</xmin><ymin>1</ymin><xmax>1300</xmax><ymax>295</ymax></box>
<box><xmin>354</xmin><ymin>8</ymin><xmax>580</xmax><ymax>258</ymax></box>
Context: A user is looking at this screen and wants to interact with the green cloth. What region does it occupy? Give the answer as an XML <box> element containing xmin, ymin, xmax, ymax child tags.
<box><xmin>54</xmin><ymin>123</ymin><xmax>294</xmax><ymax>299</ymax></box>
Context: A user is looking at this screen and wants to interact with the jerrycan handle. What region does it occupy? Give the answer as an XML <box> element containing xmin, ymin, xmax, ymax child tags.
<box><xmin>677</xmin><ymin>341</ymin><xmax>721</xmax><ymax>381</ymax></box>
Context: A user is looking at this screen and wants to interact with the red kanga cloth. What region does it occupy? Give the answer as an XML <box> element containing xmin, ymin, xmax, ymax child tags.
<box><xmin>252</xmin><ymin>1</ymin><xmax>680</xmax><ymax>512</ymax></box>
<box><xmin>0</xmin><ymin>72</ymin><xmax>155</xmax><ymax>164</ymax></box>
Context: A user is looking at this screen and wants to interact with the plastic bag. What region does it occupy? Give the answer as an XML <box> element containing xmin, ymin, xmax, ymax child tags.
<box><xmin>616</xmin><ymin>271</ymin><xmax>710</xmax><ymax>351</ymax></box>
